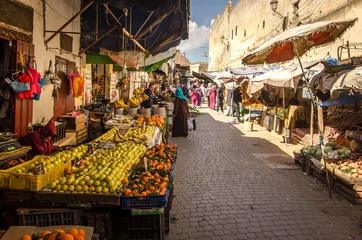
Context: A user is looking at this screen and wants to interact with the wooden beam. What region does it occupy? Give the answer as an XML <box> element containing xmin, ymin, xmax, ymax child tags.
<box><xmin>103</xmin><ymin>4</ymin><xmax>147</xmax><ymax>53</ymax></box>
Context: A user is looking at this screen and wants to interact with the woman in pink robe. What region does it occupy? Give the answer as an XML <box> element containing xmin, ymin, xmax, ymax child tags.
<box><xmin>209</xmin><ymin>84</ymin><xmax>217</xmax><ymax>110</ymax></box>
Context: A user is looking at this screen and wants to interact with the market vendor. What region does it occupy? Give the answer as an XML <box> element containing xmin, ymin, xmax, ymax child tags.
<box><xmin>19</xmin><ymin>118</ymin><xmax>57</xmax><ymax>160</ymax></box>
<box><xmin>141</xmin><ymin>82</ymin><xmax>156</xmax><ymax>108</ymax></box>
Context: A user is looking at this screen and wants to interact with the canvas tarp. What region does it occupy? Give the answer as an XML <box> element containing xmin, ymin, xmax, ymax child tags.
<box><xmin>247</xmin><ymin>67</ymin><xmax>303</xmax><ymax>96</ymax></box>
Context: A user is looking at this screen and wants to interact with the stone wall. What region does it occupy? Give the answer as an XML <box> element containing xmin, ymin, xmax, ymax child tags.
<box><xmin>209</xmin><ymin>0</ymin><xmax>362</xmax><ymax>70</ymax></box>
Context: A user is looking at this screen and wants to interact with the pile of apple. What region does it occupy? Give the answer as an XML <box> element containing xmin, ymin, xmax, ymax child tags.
<box><xmin>12</xmin><ymin>145</ymin><xmax>89</xmax><ymax>175</ymax></box>
<box><xmin>47</xmin><ymin>142</ymin><xmax>147</xmax><ymax>194</ymax></box>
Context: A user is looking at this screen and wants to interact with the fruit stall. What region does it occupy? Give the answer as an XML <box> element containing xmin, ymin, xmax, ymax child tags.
<box><xmin>0</xmin><ymin>115</ymin><xmax>176</xmax><ymax>240</ymax></box>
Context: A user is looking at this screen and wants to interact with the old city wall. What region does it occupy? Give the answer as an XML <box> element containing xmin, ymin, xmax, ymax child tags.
<box><xmin>209</xmin><ymin>0</ymin><xmax>362</xmax><ymax>70</ymax></box>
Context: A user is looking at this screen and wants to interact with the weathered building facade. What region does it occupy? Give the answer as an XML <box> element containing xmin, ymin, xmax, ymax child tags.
<box><xmin>209</xmin><ymin>0</ymin><xmax>362</xmax><ymax>71</ymax></box>
<box><xmin>190</xmin><ymin>62</ymin><xmax>209</xmax><ymax>73</ymax></box>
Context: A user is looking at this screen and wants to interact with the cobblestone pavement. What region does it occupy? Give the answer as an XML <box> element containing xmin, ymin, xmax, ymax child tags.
<box><xmin>168</xmin><ymin>113</ymin><xmax>362</xmax><ymax>240</ymax></box>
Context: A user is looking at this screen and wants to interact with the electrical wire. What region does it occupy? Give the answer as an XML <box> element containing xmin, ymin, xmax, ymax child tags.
<box><xmin>44</xmin><ymin>1</ymin><xmax>81</xmax><ymax>24</ymax></box>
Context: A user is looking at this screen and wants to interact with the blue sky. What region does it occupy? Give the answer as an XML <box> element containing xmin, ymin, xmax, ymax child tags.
<box><xmin>178</xmin><ymin>0</ymin><xmax>238</xmax><ymax>63</ymax></box>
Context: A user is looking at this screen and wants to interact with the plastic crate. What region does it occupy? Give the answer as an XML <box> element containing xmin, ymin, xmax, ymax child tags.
<box><xmin>17</xmin><ymin>208</ymin><xmax>82</xmax><ymax>227</ymax></box>
<box><xmin>33</xmin><ymin>121</ymin><xmax>67</xmax><ymax>143</ymax></box>
<box><xmin>121</xmin><ymin>189</ymin><xmax>169</xmax><ymax>209</ymax></box>
<box><xmin>164</xmin><ymin>188</ymin><xmax>173</xmax><ymax>233</ymax></box>
<box><xmin>82</xmin><ymin>211</ymin><xmax>113</xmax><ymax>240</ymax></box>
<box><xmin>128</xmin><ymin>214</ymin><xmax>165</xmax><ymax>240</ymax></box>
<box><xmin>0</xmin><ymin>155</ymin><xmax>71</xmax><ymax>191</ymax></box>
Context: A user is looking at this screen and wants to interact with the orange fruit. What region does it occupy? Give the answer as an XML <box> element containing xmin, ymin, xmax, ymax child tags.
<box><xmin>56</xmin><ymin>229</ymin><xmax>66</xmax><ymax>234</ymax></box>
<box><xmin>59</xmin><ymin>233</ymin><xmax>75</xmax><ymax>240</ymax></box>
<box><xmin>68</xmin><ymin>228</ymin><xmax>79</xmax><ymax>237</ymax></box>
<box><xmin>121</xmin><ymin>178</ymin><xmax>128</xmax><ymax>184</ymax></box>
<box><xmin>78</xmin><ymin>229</ymin><xmax>85</xmax><ymax>237</ymax></box>
<box><xmin>74</xmin><ymin>236</ymin><xmax>84</xmax><ymax>240</ymax></box>
<box><xmin>20</xmin><ymin>235</ymin><xmax>32</xmax><ymax>240</ymax></box>
<box><xmin>48</xmin><ymin>234</ymin><xmax>59</xmax><ymax>240</ymax></box>
<box><xmin>41</xmin><ymin>231</ymin><xmax>52</xmax><ymax>237</ymax></box>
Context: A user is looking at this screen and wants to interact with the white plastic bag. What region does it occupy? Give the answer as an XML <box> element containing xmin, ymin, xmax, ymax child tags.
<box><xmin>188</xmin><ymin>118</ymin><xmax>196</xmax><ymax>131</ymax></box>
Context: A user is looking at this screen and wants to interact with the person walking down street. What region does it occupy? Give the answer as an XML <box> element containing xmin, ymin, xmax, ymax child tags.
<box><xmin>182</xmin><ymin>83</ymin><xmax>189</xmax><ymax>100</ymax></box>
<box><xmin>233</xmin><ymin>86</ymin><xmax>243</xmax><ymax>123</ymax></box>
<box><xmin>141</xmin><ymin>82</ymin><xmax>156</xmax><ymax>108</ymax></box>
<box><xmin>195</xmin><ymin>84</ymin><xmax>203</xmax><ymax>107</ymax></box>
<box><xmin>226</xmin><ymin>88</ymin><xmax>233</xmax><ymax>116</ymax></box>
<box><xmin>206</xmin><ymin>83</ymin><xmax>212</xmax><ymax>107</ymax></box>
<box><xmin>209</xmin><ymin>84</ymin><xmax>217</xmax><ymax>110</ymax></box>
<box><xmin>216</xmin><ymin>84</ymin><xmax>225</xmax><ymax>115</ymax></box>
<box><xmin>200</xmin><ymin>84</ymin><xmax>206</xmax><ymax>104</ymax></box>
<box><xmin>191</xmin><ymin>89</ymin><xmax>198</xmax><ymax>108</ymax></box>
<box><xmin>172</xmin><ymin>88</ymin><xmax>189</xmax><ymax>137</ymax></box>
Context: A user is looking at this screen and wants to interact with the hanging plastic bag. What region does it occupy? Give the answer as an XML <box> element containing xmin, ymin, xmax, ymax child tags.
<box><xmin>4</xmin><ymin>77</ymin><xmax>30</xmax><ymax>93</ymax></box>
<box><xmin>45</xmin><ymin>60</ymin><xmax>62</xmax><ymax>87</ymax></box>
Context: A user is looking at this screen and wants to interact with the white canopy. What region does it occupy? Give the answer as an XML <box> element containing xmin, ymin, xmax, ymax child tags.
<box><xmin>247</xmin><ymin>67</ymin><xmax>303</xmax><ymax>96</ymax></box>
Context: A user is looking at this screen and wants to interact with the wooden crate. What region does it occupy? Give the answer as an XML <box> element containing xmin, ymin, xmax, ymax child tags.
<box><xmin>59</xmin><ymin>114</ymin><xmax>85</xmax><ymax>131</ymax></box>
<box><xmin>76</xmin><ymin>127</ymin><xmax>88</xmax><ymax>144</ymax></box>
<box><xmin>333</xmin><ymin>178</ymin><xmax>362</xmax><ymax>204</ymax></box>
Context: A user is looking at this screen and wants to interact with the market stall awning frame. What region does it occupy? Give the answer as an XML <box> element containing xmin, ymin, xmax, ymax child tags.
<box><xmin>80</xmin><ymin>0</ymin><xmax>189</xmax><ymax>56</ymax></box>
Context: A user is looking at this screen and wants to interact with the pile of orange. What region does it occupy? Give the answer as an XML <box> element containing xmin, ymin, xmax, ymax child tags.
<box><xmin>134</xmin><ymin>116</ymin><xmax>165</xmax><ymax>128</ymax></box>
<box><xmin>123</xmin><ymin>171</ymin><xmax>170</xmax><ymax>197</ymax></box>
<box><xmin>122</xmin><ymin>143</ymin><xmax>177</xmax><ymax>197</ymax></box>
<box><xmin>20</xmin><ymin>228</ymin><xmax>85</xmax><ymax>240</ymax></box>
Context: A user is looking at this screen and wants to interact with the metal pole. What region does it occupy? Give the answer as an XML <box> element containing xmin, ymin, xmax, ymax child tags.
<box><xmin>135</xmin><ymin>11</ymin><xmax>173</xmax><ymax>40</ymax></box>
<box><xmin>96</xmin><ymin>3</ymin><xmax>99</xmax><ymax>40</ymax></box>
<box><xmin>80</xmin><ymin>25</ymin><xmax>118</xmax><ymax>54</ymax></box>
<box><xmin>42</xmin><ymin>0</ymin><xmax>46</xmax><ymax>38</ymax></box>
<box><xmin>293</xmin><ymin>42</ymin><xmax>332</xmax><ymax>199</ymax></box>
<box><xmin>103</xmin><ymin>4</ymin><xmax>147</xmax><ymax>53</ymax></box>
<box><xmin>45</xmin><ymin>1</ymin><xmax>94</xmax><ymax>44</ymax></box>
<box><xmin>45</xmin><ymin>31</ymin><xmax>82</xmax><ymax>34</ymax></box>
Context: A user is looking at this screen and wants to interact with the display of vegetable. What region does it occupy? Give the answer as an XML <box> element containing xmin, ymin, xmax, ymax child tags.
<box><xmin>301</xmin><ymin>141</ymin><xmax>352</xmax><ymax>160</ymax></box>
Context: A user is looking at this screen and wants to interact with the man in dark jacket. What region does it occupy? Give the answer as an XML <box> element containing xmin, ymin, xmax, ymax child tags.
<box><xmin>141</xmin><ymin>82</ymin><xmax>156</xmax><ymax>108</ymax></box>
<box><xmin>232</xmin><ymin>86</ymin><xmax>243</xmax><ymax>122</ymax></box>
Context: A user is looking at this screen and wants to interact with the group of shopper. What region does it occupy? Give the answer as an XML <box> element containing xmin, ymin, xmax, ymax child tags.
<box><xmin>206</xmin><ymin>83</ymin><xmax>243</xmax><ymax>123</ymax></box>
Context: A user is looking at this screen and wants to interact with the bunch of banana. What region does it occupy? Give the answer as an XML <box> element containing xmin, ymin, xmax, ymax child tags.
<box><xmin>141</xmin><ymin>93</ymin><xmax>149</xmax><ymax>101</ymax></box>
<box><xmin>113</xmin><ymin>130</ymin><xmax>150</xmax><ymax>145</ymax></box>
<box><xmin>115</xmin><ymin>118</ymin><xmax>131</xmax><ymax>124</ymax></box>
<box><xmin>129</xmin><ymin>97</ymin><xmax>141</xmax><ymax>108</ymax></box>
<box><xmin>93</xmin><ymin>128</ymin><xmax>119</xmax><ymax>143</ymax></box>
<box><xmin>112</xmin><ymin>99</ymin><xmax>128</xmax><ymax>109</ymax></box>
<box><xmin>133</xmin><ymin>88</ymin><xmax>144</xmax><ymax>96</ymax></box>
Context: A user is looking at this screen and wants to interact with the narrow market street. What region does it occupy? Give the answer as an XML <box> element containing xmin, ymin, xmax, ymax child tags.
<box><xmin>168</xmin><ymin>111</ymin><xmax>362</xmax><ymax>240</ymax></box>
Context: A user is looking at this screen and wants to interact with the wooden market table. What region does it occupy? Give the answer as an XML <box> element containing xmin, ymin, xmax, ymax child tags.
<box><xmin>0</xmin><ymin>147</ymin><xmax>31</xmax><ymax>168</ymax></box>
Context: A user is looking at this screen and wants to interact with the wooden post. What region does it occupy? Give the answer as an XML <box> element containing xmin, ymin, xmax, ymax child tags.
<box><xmin>318</xmin><ymin>105</ymin><xmax>324</xmax><ymax>133</ymax></box>
<box><xmin>310</xmin><ymin>102</ymin><xmax>314</xmax><ymax>146</ymax></box>
<box><xmin>273</xmin><ymin>89</ymin><xmax>280</xmax><ymax>132</ymax></box>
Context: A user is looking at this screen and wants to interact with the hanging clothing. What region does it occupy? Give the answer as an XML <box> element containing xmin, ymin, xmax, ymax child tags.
<box><xmin>17</xmin><ymin>72</ymin><xmax>33</xmax><ymax>99</ymax></box>
<box><xmin>70</xmin><ymin>72</ymin><xmax>85</xmax><ymax>98</ymax></box>
<box><xmin>28</xmin><ymin>67</ymin><xmax>41</xmax><ymax>97</ymax></box>
<box><xmin>33</xmin><ymin>78</ymin><xmax>46</xmax><ymax>101</ymax></box>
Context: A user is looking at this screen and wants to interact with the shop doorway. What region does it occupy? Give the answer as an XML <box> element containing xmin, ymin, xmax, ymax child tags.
<box><xmin>0</xmin><ymin>37</ymin><xmax>12</xmax><ymax>133</ymax></box>
<box><xmin>53</xmin><ymin>56</ymin><xmax>75</xmax><ymax>119</ymax></box>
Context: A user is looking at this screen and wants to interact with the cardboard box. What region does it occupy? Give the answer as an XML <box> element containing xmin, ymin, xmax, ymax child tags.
<box><xmin>1</xmin><ymin>225</ymin><xmax>93</xmax><ymax>240</ymax></box>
